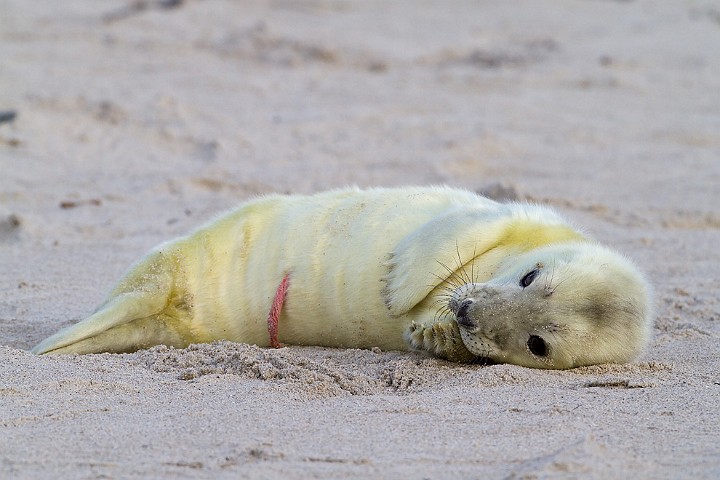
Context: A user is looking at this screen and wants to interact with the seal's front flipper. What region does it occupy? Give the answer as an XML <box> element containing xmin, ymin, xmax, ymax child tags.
<box><xmin>405</xmin><ymin>320</ymin><xmax>476</xmax><ymax>363</ymax></box>
<box><xmin>31</xmin><ymin>290</ymin><xmax>171</xmax><ymax>355</ymax></box>
<box><xmin>383</xmin><ymin>207</ymin><xmax>504</xmax><ymax>317</ymax></box>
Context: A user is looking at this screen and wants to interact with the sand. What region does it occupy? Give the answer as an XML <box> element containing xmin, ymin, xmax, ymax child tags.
<box><xmin>1</xmin><ymin>0</ymin><xmax>719</xmax><ymax>478</ymax></box>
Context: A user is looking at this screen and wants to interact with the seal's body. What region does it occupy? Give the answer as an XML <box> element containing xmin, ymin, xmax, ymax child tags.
<box><xmin>32</xmin><ymin>187</ymin><xmax>652</xmax><ymax>369</ymax></box>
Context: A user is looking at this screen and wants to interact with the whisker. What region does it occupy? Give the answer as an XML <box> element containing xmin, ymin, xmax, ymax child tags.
<box><xmin>455</xmin><ymin>241</ymin><xmax>472</xmax><ymax>285</ymax></box>
<box><xmin>430</xmin><ymin>297</ymin><xmax>452</xmax><ymax>308</ymax></box>
<box><xmin>550</xmin><ymin>273</ymin><xmax>572</xmax><ymax>294</ymax></box>
<box><xmin>429</xmin><ymin>272</ymin><xmax>460</xmax><ymax>292</ymax></box>
<box><xmin>429</xmin><ymin>272</ymin><xmax>445</xmax><ymax>284</ymax></box>
<box><xmin>471</xmin><ymin>355</ymin><xmax>495</xmax><ymax>366</ymax></box>
<box><xmin>433</xmin><ymin>304</ymin><xmax>453</xmax><ymax>323</ymax></box>
<box><xmin>430</xmin><ymin>288</ymin><xmax>453</xmax><ymax>298</ymax></box>
<box><xmin>435</xmin><ymin>259</ymin><xmax>466</xmax><ymax>288</ymax></box>
<box><xmin>545</xmin><ymin>258</ymin><xmax>556</xmax><ymax>291</ymax></box>
<box><xmin>470</xmin><ymin>243</ymin><xmax>478</xmax><ymax>283</ymax></box>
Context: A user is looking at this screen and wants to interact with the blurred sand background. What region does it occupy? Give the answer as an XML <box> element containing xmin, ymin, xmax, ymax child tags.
<box><xmin>1</xmin><ymin>0</ymin><xmax>719</xmax><ymax>478</ymax></box>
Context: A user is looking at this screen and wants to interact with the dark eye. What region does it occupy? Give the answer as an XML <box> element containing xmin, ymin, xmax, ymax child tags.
<box><xmin>520</xmin><ymin>268</ymin><xmax>540</xmax><ymax>288</ymax></box>
<box><xmin>527</xmin><ymin>335</ymin><xmax>548</xmax><ymax>357</ymax></box>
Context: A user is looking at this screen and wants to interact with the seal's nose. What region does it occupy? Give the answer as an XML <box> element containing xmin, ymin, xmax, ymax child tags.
<box><xmin>456</xmin><ymin>299</ymin><xmax>475</xmax><ymax>328</ymax></box>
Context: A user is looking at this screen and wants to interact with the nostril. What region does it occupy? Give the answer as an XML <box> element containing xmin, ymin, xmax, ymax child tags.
<box><xmin>456</xmin><ymin>299</ymin><xmax>475</xmax><ymax>327</ymax></box>
<box><xmin>457</xmin><ymin>299</ymin><xmax>472</xmax><ymax>317</ymax></box>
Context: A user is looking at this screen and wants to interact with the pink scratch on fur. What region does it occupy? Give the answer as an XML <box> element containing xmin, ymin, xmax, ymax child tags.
<box><xmin>267</xmin><ymin>273</ymin><xmax>290</xmax><ymax>348</ymax></box>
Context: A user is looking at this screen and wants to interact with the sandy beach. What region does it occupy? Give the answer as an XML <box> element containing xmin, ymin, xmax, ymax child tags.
<box><xmin>1</xmin><ymin>1</ymin><xmax>719</xmax><ymax>478</ymax></box>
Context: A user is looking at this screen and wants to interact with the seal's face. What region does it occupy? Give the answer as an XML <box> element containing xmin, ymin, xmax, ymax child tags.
<box><xmin>450</xmin><ymin>244</ymin><xmax>651</xmax><ymax>369</ymax></box>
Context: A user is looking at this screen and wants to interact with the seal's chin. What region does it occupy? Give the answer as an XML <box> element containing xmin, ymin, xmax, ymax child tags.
<box><xmin>468</xmin><ymin>356</ymin><xmax>496</xmax><ymax>366</ymax></box>
<box><xmin>456</xmin><ymin>322</ymin><xmax>502</xmax><ymax>368</ymax></box>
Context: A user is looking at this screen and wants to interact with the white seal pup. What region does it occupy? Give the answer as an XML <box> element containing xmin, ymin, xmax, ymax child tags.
<box><xmin>31</xmin><ymin>186</ymin><xmax>652</xmax><ymax>369</ymax></box>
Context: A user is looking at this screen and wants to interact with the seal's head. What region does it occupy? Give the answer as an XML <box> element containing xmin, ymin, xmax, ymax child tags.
<box><xmin>450</xmin><ymin>243</ymin><xmax>652</xmax><ymax>369</ymax></box>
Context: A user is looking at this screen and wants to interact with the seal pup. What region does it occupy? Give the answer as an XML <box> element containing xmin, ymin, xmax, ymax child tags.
<box><xmin>31</xmin><ymin>186</ymin><xmax>652</xmax><ymax>369</ymax></box>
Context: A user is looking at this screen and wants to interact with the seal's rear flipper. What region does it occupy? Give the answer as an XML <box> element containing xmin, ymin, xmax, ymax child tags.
<box><xmin>31</xmin><ymin>247</ymin><xmax>186</xmax><ymax>354</ymax></box>
<box><xmin>31</xmin><ymin>290</ymin><xmax>170</xmax><ymax>355</ymax></box>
